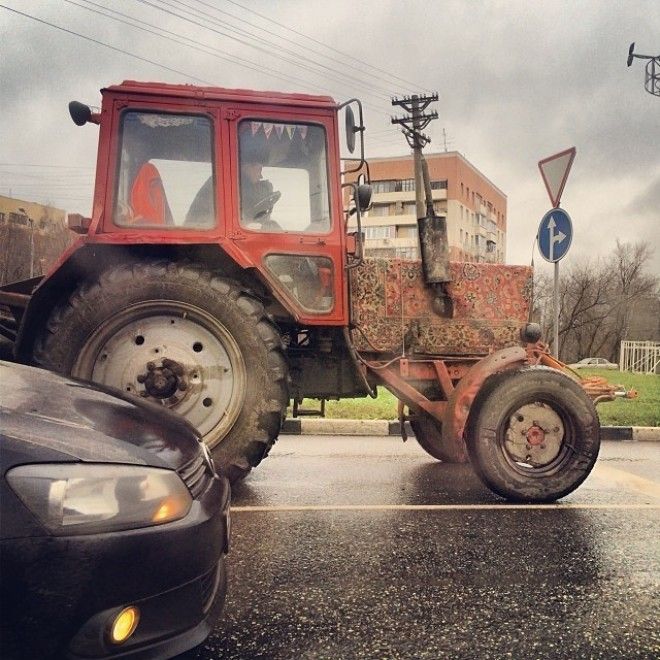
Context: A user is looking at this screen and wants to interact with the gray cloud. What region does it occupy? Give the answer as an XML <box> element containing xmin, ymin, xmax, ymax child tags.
<box><xmin>1</xmin><ymin>0</ymin><xmax>658</xmax><ymax>274</ymax></box>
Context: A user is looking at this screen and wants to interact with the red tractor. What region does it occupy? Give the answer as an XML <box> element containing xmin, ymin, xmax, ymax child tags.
<box><xmin>0</xmin><ymin>81</ymin><xmax>600</xmax><ymax>501</ymax></box>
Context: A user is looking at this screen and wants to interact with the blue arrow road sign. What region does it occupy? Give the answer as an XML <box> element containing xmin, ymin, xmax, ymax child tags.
<box><xmin>538</xmin><ymin>208</ymin><xmax>573</xmax><ymax>263</ymax></box>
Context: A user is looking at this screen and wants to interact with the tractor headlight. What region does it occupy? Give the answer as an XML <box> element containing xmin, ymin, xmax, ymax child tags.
<box><xmin>7</xmin><ymin>464</ymin><xmax>192</xmax><ymax>534</ymax></box>
<box><xmin>521</xmin><ymin>322</ymin><xmax>542</xmax><ymax>343</ymax></box>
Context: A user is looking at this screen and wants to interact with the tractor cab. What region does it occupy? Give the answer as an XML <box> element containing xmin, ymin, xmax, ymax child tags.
<box><xmin>70</xmin><ymin>81</ymin><xmax>368</xmax><ymax>324</ymax></box>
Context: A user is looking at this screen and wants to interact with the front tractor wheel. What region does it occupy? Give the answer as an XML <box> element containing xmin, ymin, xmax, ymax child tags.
<box><xmin>34</xmin><ymin>261</ymin><xmax>289</xmax><ymax>481</ymax></box>
<box><xmin>466</xmin><ymin>367</ymin><xmax>600</xmax><ymax>503</ymax></box>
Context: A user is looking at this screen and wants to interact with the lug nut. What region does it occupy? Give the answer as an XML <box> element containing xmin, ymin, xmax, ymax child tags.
<box><xmin>136</xmin><ymin>374</ymin><xmax>147</xmax><ymax>384</ymax></box>
<box><xmin>147</xmin><ymin>361</ymin><xmax>156</xmax><ymax>371</ymax></box>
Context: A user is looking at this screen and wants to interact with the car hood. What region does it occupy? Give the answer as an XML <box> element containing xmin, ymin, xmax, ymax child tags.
<box><xmin>0</xmin><ymin>361</ymin><xmax>202</xmax><ymax>471</ymax></box>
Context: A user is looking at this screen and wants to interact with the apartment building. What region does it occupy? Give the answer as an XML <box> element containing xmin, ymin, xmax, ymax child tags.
<box><xmin>0</xmin><ymin>195</ymin><xmax>73</xmax><ymax>285</ymax></box>
<box><xmin>353</xmin><ymin>152</ymin><xmax>507</xmax><ymax>263</ymax></box>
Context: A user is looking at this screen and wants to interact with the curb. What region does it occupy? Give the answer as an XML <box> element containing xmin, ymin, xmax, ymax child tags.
<box><xmin>282</xmin><ymin>418</ymin><xmax>660</xmax><ymax>441</ymax></box>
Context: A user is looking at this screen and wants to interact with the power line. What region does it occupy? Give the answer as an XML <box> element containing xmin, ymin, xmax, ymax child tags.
<box><xmin>185</xmin><ymin>0</ymin><xmax>413</xmax><ymax>96</ymax></box>
<box><xmin>0</xmin><ymin>3</ymin><xmax>211</xmax><ymax>84</ymax></box>
<box><xmin>136</xmin><ymin>0</ymin><xmax>394</xmax><ymax>104</ymax></box>
<box><xmin>62</xmin><ymin>0</ymin><xmax>391</xmax><ymax>116</ymax></box>
<box><xmin>222</xmin><ymin>0</ymin><xmax>433</xmax><ymax>94</ymax></box>
<box><xmin>67</xmin><ymin>0</ymin><xmax>349</xmax><ymax>97</ymax></box>
<box><xmin>0</xmin><ymin>162</ymin><xmax>91</xmax><ymax>169</ymax></box>
<box><xmin>159</xmin><ymin>0</ymin><xmax>395</xmax><ymax>99</ymax></box>
<box><xmin>0</xmin><ymin>2</ymin><xmax>411</xmax><ymax>164</ymax></box>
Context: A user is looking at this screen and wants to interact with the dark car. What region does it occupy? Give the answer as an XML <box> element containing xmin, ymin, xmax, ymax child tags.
<box><xmin>0</xmin><ymin>361</ymin><xmax>230</xmax><ymax>659</ymax></box>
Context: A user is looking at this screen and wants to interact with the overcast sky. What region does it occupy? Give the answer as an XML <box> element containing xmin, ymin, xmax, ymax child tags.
<box><xmin>1</xmin><ymin>0</ymin><xmax>658</xmax><ymax>274</ymax></box>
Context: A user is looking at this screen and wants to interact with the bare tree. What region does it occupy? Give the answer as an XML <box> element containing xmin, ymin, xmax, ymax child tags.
<box><xmin>533</xmin><ymin>241</ymin><xmax>659</xmax><ymax>362</ymax></box>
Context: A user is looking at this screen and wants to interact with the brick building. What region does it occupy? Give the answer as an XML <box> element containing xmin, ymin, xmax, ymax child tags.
<box><xmin>352</xmin><ymin>152</ymin><xmax>507</xmax><ymax>263</ymax></box>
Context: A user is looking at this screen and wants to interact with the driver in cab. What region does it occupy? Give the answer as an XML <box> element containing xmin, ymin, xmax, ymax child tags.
<box><xmin>240</xmin><ymin>142</ymin><xmax>281</xmax><ymax>229</ymax></box>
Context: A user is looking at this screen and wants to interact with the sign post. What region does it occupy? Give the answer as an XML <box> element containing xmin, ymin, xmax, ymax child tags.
<box><xmin>537</xmin><ymin>148</ymin><xmax>576</xmax><ymax>358</ymax></box>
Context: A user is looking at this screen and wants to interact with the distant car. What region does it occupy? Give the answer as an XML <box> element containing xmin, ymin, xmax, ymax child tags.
<box><xmin>568</xmin><ymin>357</ymin><xmax>619</xmax><ymax>370</ymax></box>
<box><xmin>0</xmin><ymin>361</ymin><xmax>230</xmax><ymax>659</ymax></box>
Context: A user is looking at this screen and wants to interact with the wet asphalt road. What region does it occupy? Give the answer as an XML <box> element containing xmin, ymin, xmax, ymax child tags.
<box><xmin>181</xmin><ymin>437</ymin><xmax>660</xmax><ymax>660</ymax></box>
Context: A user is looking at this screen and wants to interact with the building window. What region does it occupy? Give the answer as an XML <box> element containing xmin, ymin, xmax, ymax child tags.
<box><xmin>368</xmin><ymin>247</ymin><xmax>397</xmax><ymax>258</ymax></box>
<box><xmin>430</xmin><ymin>180</ymin><xmax>447</xmax><ymax>190</ymax></box>
<box><xmin>371</xmin><ymin>178</ymin><xmax>415</xmax><ymax>193</ymax></box>
<box><xmin>396</xmin><ymin>246</ymin><xmax>419</xmax><ymax>260</ymax></box>
<box><xmin>364</xmin><ymin>225</ymin><xmax>395</xmax><ymax>239</ymax></box>
<box><xmin>368</xmin><ymin>203</ymin><xmax>390</xmax><ymax>217</ymax></box>
<box><xmin>397</xmin><ymin>225</ymin><xmax>417</xmax><ymax>238</ymax></box>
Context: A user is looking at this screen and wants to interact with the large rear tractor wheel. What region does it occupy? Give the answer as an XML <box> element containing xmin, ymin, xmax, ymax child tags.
<box><xmin>466</xmin><ymin>366</ymin><xmax>600</xmax><ymax>503</ymax></box>
<box><xmin>34</xmin><ymin>261</ymin><xmax>289</xmax><ymax>481</ymax></box>
<box><xmin>409</xmin><ymin>411</ymin><xmax>468</xmax><ymax>463</ymax></box>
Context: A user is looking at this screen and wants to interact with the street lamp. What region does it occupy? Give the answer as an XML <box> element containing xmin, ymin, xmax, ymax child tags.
<box><xmin>627</xmin><ymin>43</ymin><xmax>660</xmax><ymax>97</ymax></box>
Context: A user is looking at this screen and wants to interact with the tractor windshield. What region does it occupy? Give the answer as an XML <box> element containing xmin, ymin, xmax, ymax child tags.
<box><xmin>238</xmin><ymin>120</ymin><xmax>330</xmax><ymax>234</ymax></box>
<box><xmin>114</xmin><ymin>111</ymin><xmax>215</xmax><ymax>229</ymax></box>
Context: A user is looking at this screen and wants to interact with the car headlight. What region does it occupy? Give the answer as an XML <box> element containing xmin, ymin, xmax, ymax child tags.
<box><xmin>7</xmin><ymin>463</ymin><xmax>193</xmax><ymax>534</ymax></box>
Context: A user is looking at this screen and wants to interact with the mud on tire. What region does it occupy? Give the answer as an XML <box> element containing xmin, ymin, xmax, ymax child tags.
<box><xmin>34</xmin><ymin>261</ymin><xmax>289</xmax><ymax>482</ymax></box>
<box><xmin>466</xmin><ymin>366</ymin><xmax>600</xmax><ymax>503</ymax></box>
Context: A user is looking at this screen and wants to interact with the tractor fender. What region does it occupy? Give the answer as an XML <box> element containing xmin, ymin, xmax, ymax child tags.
<box><xmin>14</xmin><ymin>241</ymin><xmax>255</xmax><ymax>363</ymax></box>
<box><xmin>14</xmin><ymin>239</ymin><xmax>88</xmax><ymax>363</ymax></box>
<box><xmin>442</xmin><ymin>346</ymin><xmax>528</xmax><ymax>456</ymax></box>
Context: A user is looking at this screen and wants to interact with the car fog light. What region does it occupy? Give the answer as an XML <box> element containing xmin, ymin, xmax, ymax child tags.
<box><xmin>109</xmin><ymin>606</ymin><xmax>140</xmax><ymax>644</ymax></box>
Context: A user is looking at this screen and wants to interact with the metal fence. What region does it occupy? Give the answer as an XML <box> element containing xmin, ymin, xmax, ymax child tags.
<box><xmin>619</xmin><ymin>340</ymin><xmax>660</xmax><ymax>374</ymax></box>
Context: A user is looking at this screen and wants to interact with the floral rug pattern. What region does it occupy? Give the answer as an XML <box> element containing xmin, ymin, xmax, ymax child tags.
<box><xmin>350</xmin><ymin>259</ymin><xmax>533</xmax><ymax>356</ymax></box>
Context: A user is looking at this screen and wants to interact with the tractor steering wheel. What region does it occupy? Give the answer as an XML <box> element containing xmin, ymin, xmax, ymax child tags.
<box><xmin>252</xmin><ymin>190</ymin><xmax>282</xmax><ymax>220</ymax></box>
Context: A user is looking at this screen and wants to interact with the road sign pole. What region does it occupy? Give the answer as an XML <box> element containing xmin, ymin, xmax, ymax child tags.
<box><xmin>553</xmin><ymin>261</ymin><xmax>560</xmax><ymax>358</ymax></box>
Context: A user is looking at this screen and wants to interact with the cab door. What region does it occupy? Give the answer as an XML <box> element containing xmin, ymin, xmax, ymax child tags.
<box><xmin>222</xmin><ymin>107</ymin><xmax>347</xmax><ymax>325</ymax></box>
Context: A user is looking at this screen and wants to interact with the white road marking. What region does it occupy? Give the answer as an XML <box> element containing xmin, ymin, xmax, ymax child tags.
<box><xmin>592</xmin><ymin>463</ymin><xmax>660</xmax><ymax>499</ymax></box>
<box><xmin>231</xmin><ymin>503</ymin><xmax>660</xmax><ymax>513</ymax></box>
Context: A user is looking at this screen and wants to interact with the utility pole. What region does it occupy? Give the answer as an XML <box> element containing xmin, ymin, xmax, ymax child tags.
<box><xmin>391</xmin><ymin>94</ymin><xmax>437</xmax><ymax>218</ymax></box>
<box><xmin>391</xmin><ymin>94</ymin><xmax>452</xmax><ymax>316</ymax></box>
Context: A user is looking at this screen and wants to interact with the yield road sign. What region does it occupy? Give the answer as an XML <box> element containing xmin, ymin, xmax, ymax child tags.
<box><xmin>538</xmin><ymin>208</ymin><xmax>573</xmax><ymax>263</ymax></box>
<box><xmin>538</xmin><ymin>147</ymin><xmax>576</xmax><ymax>208</ymax></box>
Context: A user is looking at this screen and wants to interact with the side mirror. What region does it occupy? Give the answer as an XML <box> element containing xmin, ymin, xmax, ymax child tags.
<box><xmin>69</xmin><ymin>101</ymin><xmax>92</xmax><ymax>126</ymax></box>
<box><xmin>356</xmin><ymin>184</ymin><xmax>372</xmax><ymax>212</ymax></box>
<box><xmin>345</xmin><ymin>105</ymin><xmax>357</xmax><ymax>154</ymax></box>
<box><xmin>627</xmin><ymin>42</ymin><xmax>635</xmax><ymax>67</ymax></box>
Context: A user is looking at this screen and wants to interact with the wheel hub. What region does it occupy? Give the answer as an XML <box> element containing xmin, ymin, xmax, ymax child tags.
<box><xmin>505</xmin><ymin>402</ymin><xmax>564</xmax><ymax>467</ymax></box>
<box><xmin>526</xmin><ymin>425</ymin><xmax>546</xmax><ymax>446</ymax></box>
<box><xmin>138</xmin><ymin>358</ymin><xmax>188</xmax><ymax>401</ymax></box>
<box><xmin>80</xmin><ymin>305</ymin><xmax>245</xmax><ymax>441</ymax></box>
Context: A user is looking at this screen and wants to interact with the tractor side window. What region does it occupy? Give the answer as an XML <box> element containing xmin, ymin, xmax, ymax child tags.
<box><xmin>114</xmin><ymin>112</ymin><xmax>216</xmax><ymax>229</ymax></box>
<box><xmin>264</xmin><ymin>255</ymin><xmax>334</xmax><ymax>313</ymax></box>
<box><xmin>238</xmin><ymin>120</ymin><xmax>330</xmax><ymax>234</ymax></box>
